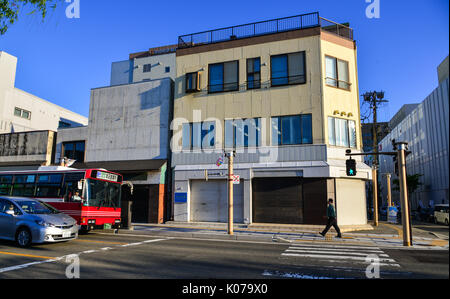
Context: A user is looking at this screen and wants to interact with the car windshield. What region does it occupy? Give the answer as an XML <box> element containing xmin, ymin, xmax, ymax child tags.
<box><xmin>86</xmin><ymin>179</ymin><xmax>121</xmax><ymax>208</ymax></box>
<box><xmin>16</xmin><ymin>200</ymin><xmax>61</xmax><ymax>215</ymax></box>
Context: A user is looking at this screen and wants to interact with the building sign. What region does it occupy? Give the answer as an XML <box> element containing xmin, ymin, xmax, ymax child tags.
<box><xmin>96</xmin><ymin>171</ymin><xmax>119</xmax><ymax>182</ymax></box>
<box><xmin>175</xmin><ymin>192</ymin><xmax>188</xmax><ymax>203</ymax></box>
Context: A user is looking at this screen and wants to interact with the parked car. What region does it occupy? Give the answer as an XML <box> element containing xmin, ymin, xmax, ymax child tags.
<box><xmin>0</xmin><ymin>196</ymin><xmax>78</xmax><ymax>247</ymax></box>
<box><xmin>434</xmin><ymin>204</ymin><xmax>449</xmax><ymax>225</ymax></box>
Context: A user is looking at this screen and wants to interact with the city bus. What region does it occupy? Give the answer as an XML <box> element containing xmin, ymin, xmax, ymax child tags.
<box><xmin>0</xmin><ymin>166</ymin><xmax>123</xmax><ymax>232</ymax></box>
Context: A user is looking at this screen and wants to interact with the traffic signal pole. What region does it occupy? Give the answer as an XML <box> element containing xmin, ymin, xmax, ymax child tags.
<box><xmin>397</xmin><ymin>143</ymin><xmax>412</xmax><ymax>247</ymax></box>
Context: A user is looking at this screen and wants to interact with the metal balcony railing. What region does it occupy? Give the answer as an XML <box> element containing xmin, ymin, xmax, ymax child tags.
<box><xmin>178</xmin><ymin>12</ymin><xmax>353</xmax><ymax>49</ymax></box>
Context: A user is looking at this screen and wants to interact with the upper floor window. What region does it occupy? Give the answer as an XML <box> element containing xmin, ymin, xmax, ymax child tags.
<box><xmin>143</xmin><ymin>64</ymin><xmax>151</xmax><ymax>73</ymax></box>
<box><xmin>328</xmin><ymin>117</ymin><xmax>356</xmax><ymax>148</ymax></box>
<box><xmin>63</xmin><ymin>141</ymin><xmax>85</xmax><ymax>163</ymax></box>
<box><xmin>271</xmin><ymin>52</ymin><xmax>306</xmax><ymax>87</ymax></box>
<box><xmin>271</xmin><ymin>114</ymin><xmax>312</xmax><ymax>145</ymax></box>
<box><xmin>247</xmin><ymin>58</ymin><xmax>261</xmax><ymax>90</ymax></box>
<box><xmin>225</xmin><ymin>118</ymin><xmax>261</xmax><ymax>149</ymax></box>
<box><xmin>186</xmin><ymin>72</ymin><xmax>200</xmax><ymax>93</ymax></box>
<box><xmin>208</xmin><ymin>61</ymin><xmax>239</xmax><ymax>93</ymax></box>
<box><xmin>165</xmin><ymin>66</ymin><xmax>171</xmax><ymax>73</ymax></box>
<box><xmin>14</xmin><ymin>107</ymin><xmax>31</xmax><ymax>120</ymax></box>
<box><xmin>182</xmin><ymin>121</ymin><xmax>215</xmax><ymax>150</ymax></box>
<box><xmin>325</xmin><ymin>56</ymin><xmax>350</xmax><ymax>90</ymax></box>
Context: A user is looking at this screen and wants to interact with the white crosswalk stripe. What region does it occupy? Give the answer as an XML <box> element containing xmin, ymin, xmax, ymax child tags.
<box><xmin>281</xmin><ymin>242</ymin><xmax>401</xmax><ymax>268</ymax></box>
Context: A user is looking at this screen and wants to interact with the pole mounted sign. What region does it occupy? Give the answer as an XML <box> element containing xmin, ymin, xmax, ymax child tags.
<box><xmin>232</xmin><ymin>175</ymin><xmax>240</xmax><ymax>185</ymax></box>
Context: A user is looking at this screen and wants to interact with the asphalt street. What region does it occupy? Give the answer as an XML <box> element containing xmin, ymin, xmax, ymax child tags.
<box><xmin>0</xmin><ymin>231</ymin><xmax>448</xmax><ymax>280</ymax></box>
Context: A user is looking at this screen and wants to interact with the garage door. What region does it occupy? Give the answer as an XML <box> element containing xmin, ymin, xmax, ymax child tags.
<box><xmin>252</xmin><ymin>177</ymin><xmax>303</xmax><ymax>224</ymax></box>
<box><xmin>190</xmin><ymin>180</ymin><xmax>244</xmax><ymax>223</ymax></box>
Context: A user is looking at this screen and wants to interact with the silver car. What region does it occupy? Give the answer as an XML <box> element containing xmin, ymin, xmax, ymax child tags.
<box><xmin>0</xmin><ymin>197</ymin><xmax>79</xmax><ymax>247</ymax></box>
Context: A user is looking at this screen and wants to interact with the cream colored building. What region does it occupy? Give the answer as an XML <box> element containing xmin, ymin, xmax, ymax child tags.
<box><xmin>171</xmin><ymin>13</ymin><xmax>371</xmax><ymax>227</ymax></box>
<box><xmin>0</xmin><ymin>51</ymin><xmax>88</xmax><ymax>134</ymax></box>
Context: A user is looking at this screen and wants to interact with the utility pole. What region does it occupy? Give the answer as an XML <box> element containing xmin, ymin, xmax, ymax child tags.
<box><xmin>396</xmin><ymin>142</ymin><xmax>412</xmax><ymax>247</ymax></box>
<box><xmin>226</xmin><ymin>151</ymin><xmax>236</xmax><ymax>235</ymax></box>
<box><xmin>386</xmin><ymin>173</ymin><xmax>392</xmax><ymax>208</ymax></box>
<box><xmin>372</xmin><ymin>165</ymin><xmax>378</xmax><ymax>226</ymax></box>
<box><xmin>363</xmin><ymin>91</ymin><xmax>388</xmax><ymax>222</ymax></box>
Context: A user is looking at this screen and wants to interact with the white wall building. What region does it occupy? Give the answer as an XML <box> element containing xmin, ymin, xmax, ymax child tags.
<box><xmin>378</xmin><ymin>56</ymin><xmax>449</xmax><ymax>209</ymax></box>
<box><xmin>0</xmin><ymin>51</ymin><xmax>88</xmax><ymax>134</ymax></box>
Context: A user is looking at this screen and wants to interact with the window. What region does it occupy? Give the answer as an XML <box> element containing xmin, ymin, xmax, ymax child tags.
<box><xmin>186</xmin><ymin>72</ymin><xmax>200</xmax><ymax>93</ymax></box>
<box><xmin>225</xmin><ymin>118</ymin><xmax>261</xmax><ymax>148</ymax></box>
<box><xmin>208</xmin><ymin>61</ymin><xmax>239</xmax><ymax>93</ymax></box>
<box><xmin>143</xmin><ymin>64</ymin><xmax>151</xmax><ymax>73</ymax></box>
<box><xmin>247</xmin><ymin>58</ymin><xmax>261</xmax><ymax>89</ymax></box>
<box><xmin>182</xmin><ymin>121</ymin><xmax>215</xmax><ymax>150</ymax></box>
<box><xmin>271</xmin><ymin>52</ymin><xmax>306</xmax><ymax>86</ymax></box>
<box><xmin>325</xmin><ymin>56</ymin><xmax>350</xmax><ymax>90</ymax></box>
<box><xmin>36</xmin><ymin>174</ymin><xmax>63</xmax><ymax>198</ymax></box>
<box><xmin>328</xmin><ymin>117</ymin><xmax>357</xmax><ymax>148</ymax></box>
<box><xmin>63</xmin><ymin>141</ymin><xmax>85</xmax><ymax>163</ymax></box>
<box><xmin>271</xmin><ymin>114</ymin><xmax>312</xmax><ymax>145</ymax></box>
<box><xmin>14</xmin><ymin>107</ymin><xmax>31</xmax><ymax>120</ymax></box>
<box><xmin>0</xmin><ymin>175</ymin><xmax>12</xmax><ymax>195</ymax></box>
<box><xmin>12</xmin><ymin>175</ymin><xmax>36</xmax><ymax>197</ymax></box>
<box><xmin>165</xmin><ymin>66</ymin><xmax>171</xmax><ymax>73</ymax></box>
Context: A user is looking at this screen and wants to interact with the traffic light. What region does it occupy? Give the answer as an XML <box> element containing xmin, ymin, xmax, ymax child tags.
<box><xmin>346</xmin><ymin>159</ymin><xmax>357</xmax><ymax>176</ymax></box>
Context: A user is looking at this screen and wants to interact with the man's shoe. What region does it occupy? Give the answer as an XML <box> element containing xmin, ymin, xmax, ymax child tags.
<box><xmin>336</xmin><ymin>235</ymin><xmax>342</xmax><ymax>238</ymax></box>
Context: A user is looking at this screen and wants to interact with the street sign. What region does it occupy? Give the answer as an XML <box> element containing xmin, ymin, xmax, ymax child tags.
<box><xmin>232</xmin><ymin>175</ymin><xmax>240</xmax><ymax>185</ymax></box>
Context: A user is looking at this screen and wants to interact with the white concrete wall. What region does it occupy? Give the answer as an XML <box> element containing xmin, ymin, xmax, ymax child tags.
<box><xmin>0</xmin><ymin>51</ymin><xmax>88</xmax><ymax>134</ymax></box>
<box><xmin>335</xmin><ymin>178</ymin><xmax>367</xmax><ymax>225</ymax></box>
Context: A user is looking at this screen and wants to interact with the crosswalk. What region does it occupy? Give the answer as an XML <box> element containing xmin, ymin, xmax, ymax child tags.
<box><xmin>281</xmin><ymin>242</ymin><xmax>401</xmax><ymax>268</ymax></box>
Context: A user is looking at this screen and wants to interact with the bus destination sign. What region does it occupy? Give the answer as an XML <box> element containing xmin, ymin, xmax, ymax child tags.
<box><xmin>96</xmin><ymin>171</ymin><xmax>119</xmax><ymax>182</ymax></box>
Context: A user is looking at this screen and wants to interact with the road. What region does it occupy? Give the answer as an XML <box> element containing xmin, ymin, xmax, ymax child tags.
<box><xmin>0</xmin><ymin>231</ymin><xmax>448</xmax><ymax>281</ymax></box>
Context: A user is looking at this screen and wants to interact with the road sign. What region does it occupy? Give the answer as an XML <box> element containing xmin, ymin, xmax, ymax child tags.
<box><xmin>232</xmin><ymin>175</ymin><xmax>240</xmax><ymax>185</ymax></box>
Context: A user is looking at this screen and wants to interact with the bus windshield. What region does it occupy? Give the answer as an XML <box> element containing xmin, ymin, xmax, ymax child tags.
<box><xmin>86</xmin><ymin>179</ymin><xmax>121</xmax><ymax>208</ymax></box>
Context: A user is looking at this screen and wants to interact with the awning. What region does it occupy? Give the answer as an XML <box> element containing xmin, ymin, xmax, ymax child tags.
<box><xmin>74</xmin><ymin>159</ymin><xmax>167</xmax><ymax>173</ymax></box>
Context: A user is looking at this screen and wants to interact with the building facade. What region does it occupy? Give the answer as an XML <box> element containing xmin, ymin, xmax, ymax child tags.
<box><xmin>0</xmin><ymin>51</ymin><xmax>88</xmax><ymax>134</ymax></box>
<box><xmin>171</xmin><ymin>13</ymin><xmax>371</xmax><ymax>226</ymax></box>
<box><xmin>56</xmin><ymin>47</ymin><xmax>175</xmax><ymax>224</ymax></box>
<box><xmin>378</xmin><ymin>56</ymin><xmax>449</xmax><ymax>209</ymax></box>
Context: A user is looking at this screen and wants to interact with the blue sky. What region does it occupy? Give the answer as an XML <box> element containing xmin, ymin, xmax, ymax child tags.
<box><xmin>0</xmin><ymin>0</ymin><xmax>448</xmax><ymax>121</ymax></box>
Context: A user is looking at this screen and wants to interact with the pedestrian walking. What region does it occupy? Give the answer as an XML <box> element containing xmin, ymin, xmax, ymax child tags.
<box><xmin>320</xmin><ymin>199</ymin><xmax>342</xmax><ymax>238</ymax></box>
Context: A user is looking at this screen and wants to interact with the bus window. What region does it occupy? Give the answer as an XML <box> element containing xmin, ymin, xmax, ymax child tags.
<box><xmin>62</xmin><ymin>172</ymin><xmax>85</xmax><ymax>203</ymax></box>
<box><xmin>12</xmin><ymin>175</ymin><xmax>36</xmax><ymax>197</ymax></box>
<box><xmin>36</xmin><ymin>174</ymin><xmax>63</xmax><ymax>198</ymax></box>
<box><xmin>0</xmin><ymin>175</ymin><xmax>12</xmax><ymax>195</ymax></box>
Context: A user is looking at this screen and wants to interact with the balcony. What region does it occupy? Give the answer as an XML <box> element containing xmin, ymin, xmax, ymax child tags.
<box><xmin>178</xmin><ymin>12</ymin><xmax>354</xmax><ymax>49</ymax></box>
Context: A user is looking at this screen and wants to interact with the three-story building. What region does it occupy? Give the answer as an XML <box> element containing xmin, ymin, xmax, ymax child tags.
<box><xmin>171</xmin><ymin>12</ymin><xmax>371</xmax><ymax>226</ymax></box>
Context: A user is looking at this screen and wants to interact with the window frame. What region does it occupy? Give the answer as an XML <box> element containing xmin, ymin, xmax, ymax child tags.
<box><xmin>62</xmin><ymin>141</ymin><xmax>86</xmax><ymax>163</ymax></box>
<box><xmin>246</xmin><ymin>57</ymin><xmax>261</xmax><ymax>90</ymax></box>
<box><xmin>208</xmin><ymin>60</ymin><xmax>239</xmax><ymax>94</ymax></box>
<box><xmin>271</xmin><ymin>114</ymin><xmax>313</xmax><ymax>146</ymax></box>
<box><xmin>143</xmin><ymin>64</ymin><xmax>152</xmax><ymax>73</ymax></box>
<box><xmin>224</xmin><ymin>118</ymin><xmax>262</xmax><ymax>149</ymax></box>
<box><xmin>324</xmin><ymin>55</ymin><xmax>351</xmax><ymax>91</ymax></box>
<box><xmin>14</xmin><ymin>107</ymin><xmax>32</xmax><ymax>120</ymax></box>
<box><xmin>328</xmin><ymin>116</ymin><xmax>357</xmax><ymax>148</ymax></box>
<box><xmin>182</xmin><ymin>121</ymin><xmax>216</xmax><ymax>150</ymax></box>
<box><xmin>185</xmin><ymin>72</ymin><xmax>200</xmax><ymax>93</ymax></box>
<box><xmin>270</xmin><ymin>51</ymin><xmax>307</xmax><ymax>87</ymax></box>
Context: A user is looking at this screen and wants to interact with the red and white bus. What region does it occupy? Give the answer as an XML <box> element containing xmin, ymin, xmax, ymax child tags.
<box><xmin>0</xmin><ymin>167</ymin><xmax>123</xmax><ymax>232</ymax></box>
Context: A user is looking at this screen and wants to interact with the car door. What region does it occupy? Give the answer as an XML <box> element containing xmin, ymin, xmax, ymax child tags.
<box><xmin>0</xmin><ymin>199</ymin><xmax>17</xmax><ymax>240</ymax></box>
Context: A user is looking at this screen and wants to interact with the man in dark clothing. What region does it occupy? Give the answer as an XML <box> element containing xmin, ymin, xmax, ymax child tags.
<box><xmin>320</xmin><ymin>199</ymin><xmax>342</xmax><ymax>238</ymax></box>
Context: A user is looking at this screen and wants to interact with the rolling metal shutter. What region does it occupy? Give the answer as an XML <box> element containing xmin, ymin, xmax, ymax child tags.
<box><xmin>190</xmin><ymin>180</ymin><xmax>244</xmax><ymax>223</ymax></box>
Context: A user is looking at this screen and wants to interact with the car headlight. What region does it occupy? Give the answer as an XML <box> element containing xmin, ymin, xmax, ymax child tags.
<box><xmin>35</xmin><ymin>220</ymin><xmax>55</xmax><ymax>227</ymax></box>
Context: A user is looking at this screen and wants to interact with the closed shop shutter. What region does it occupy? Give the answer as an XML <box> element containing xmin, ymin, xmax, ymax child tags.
<box><xmin>190</xmin><ymin>180</ymin><xmax>244</xmax><ymax>223</ymax></box>
<box><xmin>252</xmin><ymin>177</ymin><xmax>303</xmax><ymax>224</ymax></box>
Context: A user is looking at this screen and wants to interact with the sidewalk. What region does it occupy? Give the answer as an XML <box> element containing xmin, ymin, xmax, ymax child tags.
<box><xmin>112</xmin><ymin>221</ymin><xmax>449</xmax><ymax>250</ymax></box>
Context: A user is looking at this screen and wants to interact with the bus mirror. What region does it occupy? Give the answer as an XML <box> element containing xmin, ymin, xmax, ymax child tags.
<box><xmin>78</xmin><ymin>179</ymin><xmax>85</xmax><ymax>190</ymax></box>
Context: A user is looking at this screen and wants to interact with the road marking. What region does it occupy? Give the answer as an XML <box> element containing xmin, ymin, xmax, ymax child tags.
<box><xmin>0</xmin><ymin>238</ymin><xmax>169</xmax><ymax>274</ymax></box>
<box><xmin>73</xmin><ymin>239</ymin><xmax>127</xmax><ymax>245</ymax></box>
<box><xmin>286</xmin><ymin>249</ymin><xmax>389</xmax><ymax>257</ymax></box>
<box><xmin>289</xmin><ymin>243</ymin><xmax>381</xmax><ymax>250</ymax></box>
<box><xmin>0</xmin><ymin>251</ymin><xmax>56</xmax><ymax>260</ymax></box>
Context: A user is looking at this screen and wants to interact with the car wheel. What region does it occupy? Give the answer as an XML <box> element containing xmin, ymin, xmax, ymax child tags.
<box><xmin>16</xmin><ymin>227</ymin><xmax>32</xmax><ymax>248</ymax></box>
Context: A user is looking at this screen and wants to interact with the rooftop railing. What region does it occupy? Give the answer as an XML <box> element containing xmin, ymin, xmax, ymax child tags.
<box><xmin>178</xmin><ymin>12</ymin><xmax>353</xmax><ymax>49</ymax></box>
